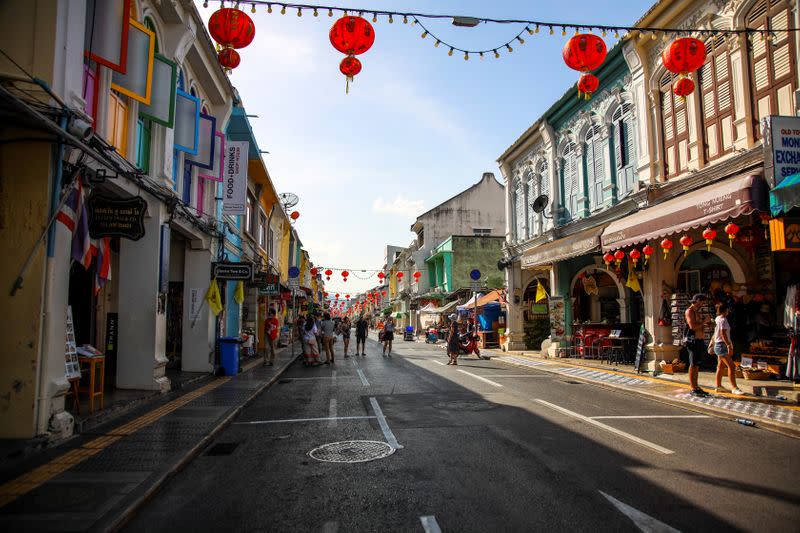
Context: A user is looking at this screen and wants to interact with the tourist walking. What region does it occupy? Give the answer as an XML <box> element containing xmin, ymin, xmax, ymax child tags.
<box><xmin>264</xmin><ymin>308</ymin><xmax>280</xmax><ymax>366</ymax></box>
<box><xmin>684</xmin><ymin>294</ymin><xmax>711</xmax><ymax>396</ymax></box>
<box><xmin>355</xmin><ymin>315</ymin><xmax>368</xmax><ymax>356</ymax></box>
<box><xmin>339</xmin><ymin>316</ymin><xmax>352</xmax><ymax>357</ymax></box>
<box><xmin>382</xmin><ymin>317</ymin><xmax>395</xmax><ymax>356</ymax></box>
<box><xmin>713</xmin><ymin>303</ymin><xmax>745</xmax><ymax>395</ymax></box>
<box><xmin>303</xmin><ymin>314</ymin><xmax>320</xmax><ymax>366</ymax></box>
<box><xmin>446</xmin><ymin>313</ymin><xmax>460</xmax><ymax>365</ymax></box>
<box><xmin>320</xmin><ymin>312</ymin><xmax>336</xmax><ymax>364</ymax></box>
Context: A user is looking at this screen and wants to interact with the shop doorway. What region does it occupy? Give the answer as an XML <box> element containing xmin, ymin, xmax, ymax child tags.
<box><xmin>677</xmin><ymin>250</ymin><xmax>732</xmax><ymax>294</ymax></box>
<box><xmin>571</xmin><ymin>270</ymin><xmax>621</xmax><ymax>324</ymax></box>
<box><xmin>68</xmin><ymin>262</ymin><xmax>96</xmax><ymax>347</ymax></box>
<box><xmin>522</xmin><ymin>278</ymin><xmax>551</xmax><ymax>350</ymax></box>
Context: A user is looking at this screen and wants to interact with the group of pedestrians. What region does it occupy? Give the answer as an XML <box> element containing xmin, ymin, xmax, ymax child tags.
<box><xmin>297</xmin><ymin>312</ymin><xmax>371</xmax><ymax>366</ymax></box>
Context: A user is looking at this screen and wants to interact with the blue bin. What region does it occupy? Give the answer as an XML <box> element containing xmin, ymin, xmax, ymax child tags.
<box><xmin>219</xmin><ymin>336</ymin><xmax>240</xmax><ymax>376</ymax></box>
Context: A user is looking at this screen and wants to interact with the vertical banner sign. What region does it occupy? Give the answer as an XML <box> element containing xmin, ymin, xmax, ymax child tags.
<box><xmin>222</xmin><ymin>140</ymin><xmax>248</xmax><ymax>215</ymax></box>
<box><xmin>765</xmin><ymin>116</ymin><xmax>800</xmax><ymax>187</ymax></box>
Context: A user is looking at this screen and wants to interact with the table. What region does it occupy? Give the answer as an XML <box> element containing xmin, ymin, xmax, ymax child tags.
<box><xmin>477</xmin><ymin>331</ymin><xmax>499</xmax><ymax>349</ymax></box>
<box><xmin>604</xmin><ymin>336</ymin><xmax>637</xmax><ymax>364</ymax></box>
<box><xmin>78</xmin><ymin>356</ymin><xmax>105</xmax><ymax>414</ymax></box>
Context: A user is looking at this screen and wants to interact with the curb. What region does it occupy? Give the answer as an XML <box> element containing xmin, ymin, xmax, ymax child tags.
<box><xmin>493</xmin><ymin>353</ymin><xmax>800</xmax><ymax>440</ymax></box>
<box><xmin>105</xmin><ymin>344</ymin><xmax>300</xmax><ymax>532</ymax></box>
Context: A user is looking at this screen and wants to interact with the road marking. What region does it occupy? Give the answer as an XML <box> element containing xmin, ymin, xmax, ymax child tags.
<box><xmin>356</xmin><ymin>369</ymin><xmax>370</xmax><ymax>386</ymax></box>
<box><xmin>433</xmin><ymin>360</ymin><xmax>446</xmax><ymax>366</ymax></box>
<box><xmin>328</xmin><ymin>399</ymin><xmax>338</xmax><ymax>428</ymax></box>
<box><xmin>369</xmin><ymin>397</ymin><xmax>403</xmax><ymax>450</ymax></box>
<box><xmin>456</xmin><ymin>369</ymin><xmax>503</xmax><ymax>388</ymax></box>
<box><xmin>590</xmin><ymin>415</ymin><xmax>709</xmax><ymax>420</ymax></box>
<box><xmin>235</xmin><ymin>416</ymin><xmax>377</xmax><ymax>425</ymax></box>
<box><xmin>279</xmin><ymin>376</ymin><xmax>358</xmax><ymax>381</ymax></box>
<box><xmin>534</xmin><ymin>400</ymin><xmax>674</xmax><ymax>455</ymax></box>
<box><xmin>419</xmin><ymin>515</ymin><xmax>442</xmax><ymax>533</ymax></box>
<box><xmin>479</xmin><ymin>374</ymin><xmax>550</xmax><ymax>378</ymax></box>
<box><xmin>599</xmin><ymin>491</ymin><xmax>681</xmax><ymax>532</ymax></box>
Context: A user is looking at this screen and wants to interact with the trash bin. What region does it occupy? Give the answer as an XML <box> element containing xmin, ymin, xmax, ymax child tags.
<box><xmin>219</xmin><ymin>336</ymin><xmax>240</xmax><ymax>376</ymax></box>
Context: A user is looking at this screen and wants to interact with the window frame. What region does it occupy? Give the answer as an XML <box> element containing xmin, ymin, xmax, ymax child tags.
<box><xmin>561</xmin><ymin>142</ymin><xmax>579</xmax><ymax>222</ymax></box>
<box><xmin>584</xmin><ymin>125</ymin><xmax>605</xmax><ymax>211</ymax></box>
<box><xmin>699</xmin><ymin>36</ymin><xmax>735</xmax><ymax>161</ymax></box>
<box><xmin>612</xmin><ymin>103</ymin><xmax>636</xmax><ymax>198</ymax></box>
<box><xmin>660</xmin><ymin>72</ymin><xmax>690</xmax><ymax>178</ymax></box>
<box><xmin>258</xmin><ymin>209</ymin><xmax>267</xmax><ymax>250</ymax></box>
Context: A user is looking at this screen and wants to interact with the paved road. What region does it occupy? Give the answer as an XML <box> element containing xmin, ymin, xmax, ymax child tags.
<box><xmin>125</xmin><ymin>337</ymin><xmax>800</xmax><ymax>532</ymax></box>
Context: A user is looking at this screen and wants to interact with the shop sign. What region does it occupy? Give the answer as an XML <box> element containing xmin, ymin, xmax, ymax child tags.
<box><xmin>253</xmin><ymin>272</ymin><xmax>280</xmax><ymax>295</ymax></box>
<box><xmin>770</xmin><ymin>217</ymin><xmax>800</xmax><ymax>251</ymax></box>
<box><xmin>212</xmin><ymin>261</ymin><xmax>253</xmax><ymax>280</ymax></box>
<box><xmin>409</xmin><ymin>302</ymin><xmax>419</xmax><ymax>311</ymax></box>
<box><xmin>547</xmin><ymin>296</ymin><xmax>566</xmax><ymax>338</ymax></box>
<box><xmin>87</xmin><ymin>193</ymin><xmax>146</xmax><ymax>240</ymax></box>
<box><xmin>221</xmin><ymin>140</ymin><xmax>248</xmax><ymax>215</ymax></box>
<box><xmin>764</xmin><ymin>115</ymin><xmax>800</xmax><ymax>187</ymax></box>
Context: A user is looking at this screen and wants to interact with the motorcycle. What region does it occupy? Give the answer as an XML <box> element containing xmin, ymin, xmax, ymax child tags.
<box><xmin>425</xmin><ymin>328</ymin><xmax>439</xmax><ymax>344</ymax></box>
<box><xmin>458</xmin><ymin>331</ymin><xmax>485</xmax><ymax>358</ymax></box>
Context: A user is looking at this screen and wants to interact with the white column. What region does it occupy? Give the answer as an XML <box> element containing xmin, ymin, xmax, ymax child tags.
<box><xmin>505</xmin><ymin>262</ymin><xmax>526</xmax><ymax>351</ymax></box>
<box><xmin>116</xmin><ymin>197</ymin><xmax>170</xmax><ymax>391</ymax></box>
<box><xmin>181</xmin><ymin>247</ymin><xmax>216</xmax><ymax>372</ymax></box>
<box><xmin>643</xmin><ymin>250</ymin><xmax>680</xmax><ymax>370</ymax></box>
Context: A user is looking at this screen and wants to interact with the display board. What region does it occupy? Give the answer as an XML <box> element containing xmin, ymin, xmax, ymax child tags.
<box><xmin>634</xmin><ymin>324</ymin><xmax>647</xmax><ymax>374</ymax></box>
<box><xmin>65</xmin><ymin>306</ymin><xmax>80</xmax><ymax>379</ymax></box>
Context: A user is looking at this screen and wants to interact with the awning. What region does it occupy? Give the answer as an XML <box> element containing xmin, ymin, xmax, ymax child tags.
<box><xmin>602</xmin><ymin>174</ymin><xmax>766</xmax><ymax>251</ymax></box>
<box><xmin>521</xmin><ymin>226</ymin><xmax>606</xmax><ymax>269</ymax></box>
<box><xmin>457</xmin><ymin>293</ymin><xmax>483</xmax><ymax>310</ymax></box>
<box><xmin>770</xmin><ymin>173</ymin><xmax>800</xmax><ymax>216</ymax></box>
<box><xmin>419</xmin><ymin>303</ymin><xmax>439</xmax><ymax>313</ymax></box>
<box><xmin>475</xmin><ymin>289</ymin><xmax>507</xmax><ymax>308</ymax></box>
<box><xmin>432</xmin><ymin>300</ymin><xmax>459</xmax><ymax>314</ymax></box>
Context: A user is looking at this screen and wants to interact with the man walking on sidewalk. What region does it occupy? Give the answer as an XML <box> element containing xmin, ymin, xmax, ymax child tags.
<box><xmin>684</xmin><ymin>293</ymin><xmax>711</xmax><ymax>397</ymax></box>
<box><xmin>355</xmin><ymin>315</ymin><xmax>368</xmax><ymax>356</ymax></box>
<box><xmin>320</xmin><ymin>312</ymin><xmax>336</xmax><ymax>364</ymax></box>
<box><xmin>264</xmin><ymin>308</ymin><xmax>280</xmax><ymax>366</ymax></box>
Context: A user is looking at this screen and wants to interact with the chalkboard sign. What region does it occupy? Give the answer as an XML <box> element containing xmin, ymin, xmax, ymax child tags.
<box><xmin>87</xmin><ymin>194</ymin><xmax>146</xmax><ymax>240</ymax></box>
<box><xmin>634</xmin><ymin>324</ymin><xmax>647</xmax><ymax>374</ymax></box>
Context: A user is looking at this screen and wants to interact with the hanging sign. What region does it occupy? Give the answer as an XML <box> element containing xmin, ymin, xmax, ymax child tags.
<box><xmin>764</xmin><ymin>116</ymin><xmax>800</xmax><ymax>187</ymax></box>
<box><xmin>222</xmin><ymin>140</ymin><xmax>248</xmax><ymax>215</ymax></box>
<box><xmin>212</xmin><ymin>261</ymin><xmax>253</xmax><ymax>280</ymax></box>
<box><xmin>87</xmin><ymin>193</ymin><xmax>146</xmax><ymax>240</ymax></box>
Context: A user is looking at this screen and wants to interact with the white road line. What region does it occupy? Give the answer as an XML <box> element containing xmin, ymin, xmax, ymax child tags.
<box><xmin>234</xmin><ymin>416</ymin><xmax>377</xmax><ymax>425</ymax></box>
<box><xmin>328</xmin><ymin>399</ymin><xmax>338</xmax><ymax>428</ymax></box>
<box><xmin>479</xmin><ymin>374</ymin><xmax>550</xmax><ymax>378</ymax></box>
<box><xmin>369</xmin><ymin>397</ymin><xmax>403</xmax><ymax>450</ymax></box>
<box><xmin>356</xmin><ymin>368</ymin><xmax>370</xmax><ymax>386</ymax></box>
<box><xmin>282</xmin><ymin>376</ymin><xmax>358</xmax><ymax>381</ymax></box>
<box><xmin>534</xmin><ymin>400</ymin><xmax>674</xmax><ymax>455</ymax></box>
<box><xmin>433</xmin><ymin>360</ymin><xmax>446</xmax><ymax>366</ymax></box>
<box><xmin>599</xmin><ymin>491</ymin><xmax>681</xmax><ymax>532</ymax></box>
<box><xmin>456</xmin><ymin>369</ymin><xmax>503</xmax><ymax>388</ymax></box>
<box><xmin>590</xmin><ymin>415</ymin><xmax>709</xmax><ymax>420</ymax></box>
<box><xmin>419</xmin><ymin>515</ymin><xmax>442</xmax><ymax>533</ymax></box>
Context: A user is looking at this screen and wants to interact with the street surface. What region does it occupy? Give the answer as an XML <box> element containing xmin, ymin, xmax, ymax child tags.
<box><xmin>126</xmin><ymin>336</ymin><xmax>800</xmax><ymax>532</ymax></box>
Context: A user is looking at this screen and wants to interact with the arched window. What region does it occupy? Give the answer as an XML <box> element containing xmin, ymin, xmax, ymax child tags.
<box><xmin>525</xmin><ymin>170</ymin><xmax>536</xmax><ymax>239</ymax></box>
<box><xmin>585</xmin><ymin>125</ymin><xmax>605</xmax><ymax>211</ymax></box>
<box><xmin>699</xmin><ymin>36</ymin><xmax>734</xmax><ymax>160</ymax></box>
<box><xmin>747</xmin><ymin>0</ymin><xmax>797</xmax><ymax>137</ymax></box>
<box><xmin>661</xmin><ymin>71</ymin><xmax>689</xmax><ymax>178</ymax></box>
<box><xmin>532</xmin><ymin>160</ymin><xmax>549</xmax><ymax>234</ymax></box>
<box><xmin>561</xmin><ymin>142</ymin><xmax>579</xmax><ymax>222</ymax></box>
<box><xmin>143</xmin><ymin>17</ymin><xmax>160</xmax><ymax>53</ymax></box>
<box><xmin>612</xmin><ymin>102</ymin><xmax>636</xmax><ymax>198</ymax></box>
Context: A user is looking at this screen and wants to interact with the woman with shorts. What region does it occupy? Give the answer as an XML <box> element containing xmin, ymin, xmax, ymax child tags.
<box><xmin>713</xmin><ymin>303</ymin><xmax>744</xmax><ymax>395</ymax></box>
<box><xmin>339</xmin><ymin>316</ymin><xmax>352</xmax><ymax>358</ymax></box>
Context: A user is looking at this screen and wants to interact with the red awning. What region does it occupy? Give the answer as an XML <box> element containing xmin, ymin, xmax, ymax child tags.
<box><xmin>601</xmin><ymin>174</ymin><xmax>766</xmax><ymax>251</ymax></box>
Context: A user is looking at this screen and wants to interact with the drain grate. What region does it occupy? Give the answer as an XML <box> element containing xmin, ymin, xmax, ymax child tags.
<box><xmin>205</xmin><ymin>441</ymin><xmax>240</xmax><ymax>456</ymax></box>
<box><xmin>308</xmin><ymin>441</ymin><xmax>394</xmax><ymax>463</ymax></box>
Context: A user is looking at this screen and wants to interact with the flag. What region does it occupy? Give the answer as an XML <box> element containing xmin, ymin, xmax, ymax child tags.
<box><xmin>535</xmin><ymin>281</ymin><xmax>548</xmax><ymax>302</ymax></box>
<box><xmin>91</xmin><ymin>237</ymin><xmax>111</xmax><ymax>295</ymax></box>
<box><xmin>56</xmin><ymin>178</ymin><xmax>92</xmax><ymax>269</ymax></box>
<box><xmin>233</xmin><ymin>280</ymin><xmax>244</xmax><ymax>304</ymax></box>
<box><xmin>205</xmin><ymin>278</ymin><xmax>223</xmax><ymax>315</ymax></box>
<box><xmin>626</xmin><ymin>263</ymin><xmax>641</xmax><ymax>293</ymax></box>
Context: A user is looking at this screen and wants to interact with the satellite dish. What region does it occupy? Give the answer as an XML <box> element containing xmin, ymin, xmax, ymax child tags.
<box><xmin>531</xmin><ymin>194</ymin><xmax>550</xmax><ymax>214</ymax></box>
<box><xmin>279</xmin><ymin>192</ymin><xmax>299</xmax><ymax>210</ymax></box>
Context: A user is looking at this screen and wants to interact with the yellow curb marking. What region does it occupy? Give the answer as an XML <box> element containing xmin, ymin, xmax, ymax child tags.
<box><xmin>0</xmin><ymin>377</ymin><xmax>230</xmax><ymax>508</ymax></box>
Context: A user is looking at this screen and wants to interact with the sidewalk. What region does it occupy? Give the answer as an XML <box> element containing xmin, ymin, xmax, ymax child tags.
<box><xmin>0</xmin><ymin>344</ymin><xmax>299</xmax><ymax>532</ymax></box>
<box><xmin>486</xmin><ymin>349</ymin><xmax>800</xmax><ymax>437</ymax></box>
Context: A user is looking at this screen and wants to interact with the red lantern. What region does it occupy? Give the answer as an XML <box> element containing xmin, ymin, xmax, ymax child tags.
<box><xmin>396</xmin><ymin>272</ymin><xmax>404</xmax><ymax>279</ymax></box>
<box><xmin>724</xmin><ymin>222</ymin><xmax>740</xmax><ymax>247</ymax></box>
<box><xmin>679</xmin><ymin>235</ymin><xmax>693</xmax><ymax>255</ymax></box>
<box><xmin>577</xmin><ymin>73</ymin><xmax>599</xmax><ymax>100</ymax></box>
<box><xmin>603</xmin><ymin>252</ymin><xmax>614</xmax><ymax>269</ymax></box>
<box><xmin>613</xmin><ymin>250</ymin><xmax>625</xmax><ymax>267</ymax></box>
<box><xmin>661</xmin><ymin>238</ymin><xmax>674</xmax><ymax>259</ymax></box>
<box><xmin>330</xmin><ymin>16</ymin><xmax>375</xmax><ymax>56</ymax></box>
<box><xmin>381</xmin><ymin>290</ymin><xmax>387</xmax><ymax>296</ymax></box>
<box><xmin>629</xmin><ymin>248</ymin><xmax>642</xmax><ymax>266</ymax></box>
<box><xmin>642</xmin><ymin>244</ymin><xmax>654</xmax><ymax>264</ymax></box>
<box><xmin>342</xmin><ymin>270</ymin><xmax>349</xmax><ymax>282</ymax></box>
<box><xmin>310</xmin><ymin>268</ymin><xmax>318</xmax><ymax>277</ymax></box>
<box><xmin>562</xmin><ymin>34</ymin><xmax>607</xmax><ymax>72</ymax></box>
<box><xmin>325</xmin><ymin>269</ymin><xmax>333</xmax><ymax>280</ymax></box>
<box><xmin>323</xmin><ymin>291</ymin><xmax>329</xmax><ymax>297</ymax></box>
<box><xmin>208</xmin><ymin>7</ymin><xmax>256</xmax><ymax>49</ymax></box>
<box><xmin>413</xmin><ymin>271</ymin><xmax>421</xmax><ymax>282</ymax></box>
<box><xmin>345</xmin><ymin>294</ymin><xmax>350</xmax><ymax>299</ymax></box>
<box><xmin>377</xmin><ymin>272</ymin><xmax>385</xmax><ymax>280</ymax></box>
<box><xmin>217</xmin><ymin>48</ymin><xmax>241</xmax><ymax>71</ymax></box>
<box><xmin>702</xmin><ymin>228</ymin><xmax>717</xmax><ymax>251</ymax></box>
<box><xmin>673</xmin><ymin>77</ymin><xmax>695</xmax><ymax>98</ymax></box>
<box><xmin>662</xmin><ymin>38</ymin><xmax>706</xmax><ymax>76</ymax></box>
<box><xmin>335</xmin><ymin>293</ymin><xmax>340</xmax><ymax>299</ymax></box>
<box><xmin>290</xmin><ymin>211</ymin><xmax>300</xmax><ymax>220</ymax></box>
<box><xmin>339</xmin><ymin>56</ymin><xmax>362</xmax><ymax>92</ymax></box>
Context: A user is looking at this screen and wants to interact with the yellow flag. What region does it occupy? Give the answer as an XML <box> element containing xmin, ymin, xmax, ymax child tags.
<box><xmin>626</xmin><ymin>263</ymin><xmax>641</xmax><ymax>293</ymax></box>
<box><xmin>233</xmin><ymin>280</ymin><xmax>244</xmax><ymax>305</ymax></box>
<box><xmin>535</xmin><ymin>281</ymin><xmax>548</xmax><ymax>302</ymax></box>
<box><xmin>205</xmin><ymin>278</ymin><xmax>223</xmax><ymax>315</ymax></box>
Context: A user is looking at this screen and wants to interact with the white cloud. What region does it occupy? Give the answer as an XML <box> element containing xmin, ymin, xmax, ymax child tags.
<box><xmin>372</xmin><ymin>195</ymin><xmax>425</xmax><ymax>218</ymax></box>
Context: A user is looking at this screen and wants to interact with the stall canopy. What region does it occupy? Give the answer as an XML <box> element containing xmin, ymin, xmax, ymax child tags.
<box><xmin>432</xmin><ymin>300</ymin><xmax>459</xmax><ymax>315</ymax></box>
<box><xmin>475</xmin><ymin>289</ymin><xmax>506</xmax><ymax>308</ymax></box>
<box><xmin>521</xmin><ymin>225</ymin><xmax>607</xmax><ymax>269</ymax></box>
<box><xmin>457</xmin><ymin>293</ymin><xmax>483</xmax><ymax>310</ymax></box>
<box><xmin>602</xmin><ymin>174</ymin><xmax>767</xmax><ymax>251</ymax></box>
<box><xmin>770</xmin><ymin>173</ymin><xmax>800</xmax><ymax>216</ymax></box>
<box><xmin>419</xmin><ymin>303</ymin><xmax>439</xmax><ymax>313</ymax></box>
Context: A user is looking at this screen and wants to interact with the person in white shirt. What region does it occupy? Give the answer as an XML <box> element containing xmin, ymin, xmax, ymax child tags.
<box><xmin>713</xmin><ymin>303</ymin><xmax>744</xmax><ymax>395</ymax></box>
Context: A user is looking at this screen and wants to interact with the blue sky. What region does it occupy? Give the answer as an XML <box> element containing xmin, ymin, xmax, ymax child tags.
<box><xmin>203</xmin><ymin>1</ymin><xmax>651</xmax><ymax>294</ymax></box>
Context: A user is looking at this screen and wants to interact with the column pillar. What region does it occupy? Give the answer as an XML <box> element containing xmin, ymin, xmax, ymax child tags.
<box><xmin>643</xmin><ymin>249</ymin><xmax>680</xmax><ymax>370</ymax></box>
<box><xmin>116</xmin><ymin>196</ymin><xmax>170</xmax><ymax>391</ymax></box>
<box><xmin>182</xmin><ymin>247</ymin><xmax>216</xmax><ymax>372</ymax></box>
<box><xmin>504</xmin><ymin>262</ymin><xmax>526</xmax><ymax>351</ymax></box>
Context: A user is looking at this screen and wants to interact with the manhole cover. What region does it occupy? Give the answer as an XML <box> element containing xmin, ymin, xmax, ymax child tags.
<box><xmin>433</xmin><ymin>399</ymin><xmax>497</xmax><ymax>411</ymax></box>
<box><xmin>308</xmin><ymin>441</ymin><xmax>395</xmax><ymax>463</ymax></box>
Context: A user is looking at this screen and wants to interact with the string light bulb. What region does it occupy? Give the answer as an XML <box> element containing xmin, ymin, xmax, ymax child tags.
<box><xmin>403</xmin><ymin>15</ymin><xmax>408</xmax><ymax>24</ymax></box>
<box><xmin>602</xmin><ymin>29</ymin><xmax>607</xmax><ymax>37</ymax></box>
<box><xmin>203</xmin><ymin>0</ymin><xmax>208</xmax><ymax>8</ymax></box>
<box><xmin>297</xmin><ymin>8</ymin><xmax>302</xmax><ymax>16</ymax></box>
<box><xmin>313</xmin><ymin>8</ymin><xmax>318</xmax><ymax>17</ymax></box>
<box><xmin>373</xmin><ymin>13</ymin><xmax>377</xmax><ymax>23</ymax></box>
<box><xmin>549</xmin><ymin>26</ymin><xmax>554</xmax><ymax>35</ymax></box>
<box><xmin>614</xmin><ymin>30</ymin><xmax>620</xmax><ymax>38</ymax></box>
<box><xmin>526</xmin><ymin>26</ymin><xmax>534</xmax><ymax>35</ymax></box>
<box><xmin>389</xmin><ymin>14</ymin><xmax>393</xmax><ymax>23</ymax></box>
<box><xmin>506</xmin><ymin>44</ymin><xmax>513</xmax><ymax>52</ymax></box>
<box><xmin>448</xmin><ymin>47</ymin><xmax>453</xmax><ymax>56</ymax></box>
<box><xmin>421</xmin><ymin>31</ymin><xmax>427</xmax><ymax>39</ymax></box>
<box><xmin>494</xmin><ymin>49</ymin><xmax>500</xmax><ymax>58</ymax></box>
<box><xmin>517</xmin><ymin>36</ymin><xmax>525</xmax><ymax>44</ymax></box>
<box><xmin>434</xmin><ymin>40</ymin><xmax>440</xmax><ymax>48</ymax></box>
<box><xmin>535</xmin><ymin>25</ymin><xmax>540</xmax><ymax>34</ymax></box>
<box><xmin>328</xmin><ymin>8</ymin><xmax>333</xmax><ymax>17</ymax></box>
<box><xmin>651</xmin><ymin>31</ymin><xmax>658</xmax><ymax>40</ymax></box>
<box><xmin>479</xmin><ymin>52</ymin><xmax>484</xmax><ymax>59</ymax></box>
<box><xmin>280</xmin><ymin>5</ymin><xmax>285</xmax><ymax>15</ymax></box>
<box><xmin>574</xmin><ymin>27</ymin><xmax>580</xmax><ymax>35</ymax></box>
<box><xmin>251</xmin><ymin>3</ymin><xmax>255</xmax><ymax>14</ymax></box>
<box><xmin>267</xmin><ymin>4</ymin><xmax>272</xmax><ymax>13</ymax></box>
<box><xmin>562</xmin><ymin>27</ymin><xmax>567</xmax><ymax>36</ymax></box>
<box><xmin>464</xmin><ymin>52</ymin><xmax>469</xmax><ymax>60</ymax></box>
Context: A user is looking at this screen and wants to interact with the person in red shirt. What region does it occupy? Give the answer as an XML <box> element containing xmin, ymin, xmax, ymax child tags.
<box><xmin>264</xmin><ymin>308</ymin><xmax>280</xmax><ymax>366</ymax></box>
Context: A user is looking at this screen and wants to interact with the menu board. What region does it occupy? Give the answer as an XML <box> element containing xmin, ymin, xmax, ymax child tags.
<box><xmin>548</xmin><ymin>296</ymin><xmax>566</xmax><ymax>338</ymax></box>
